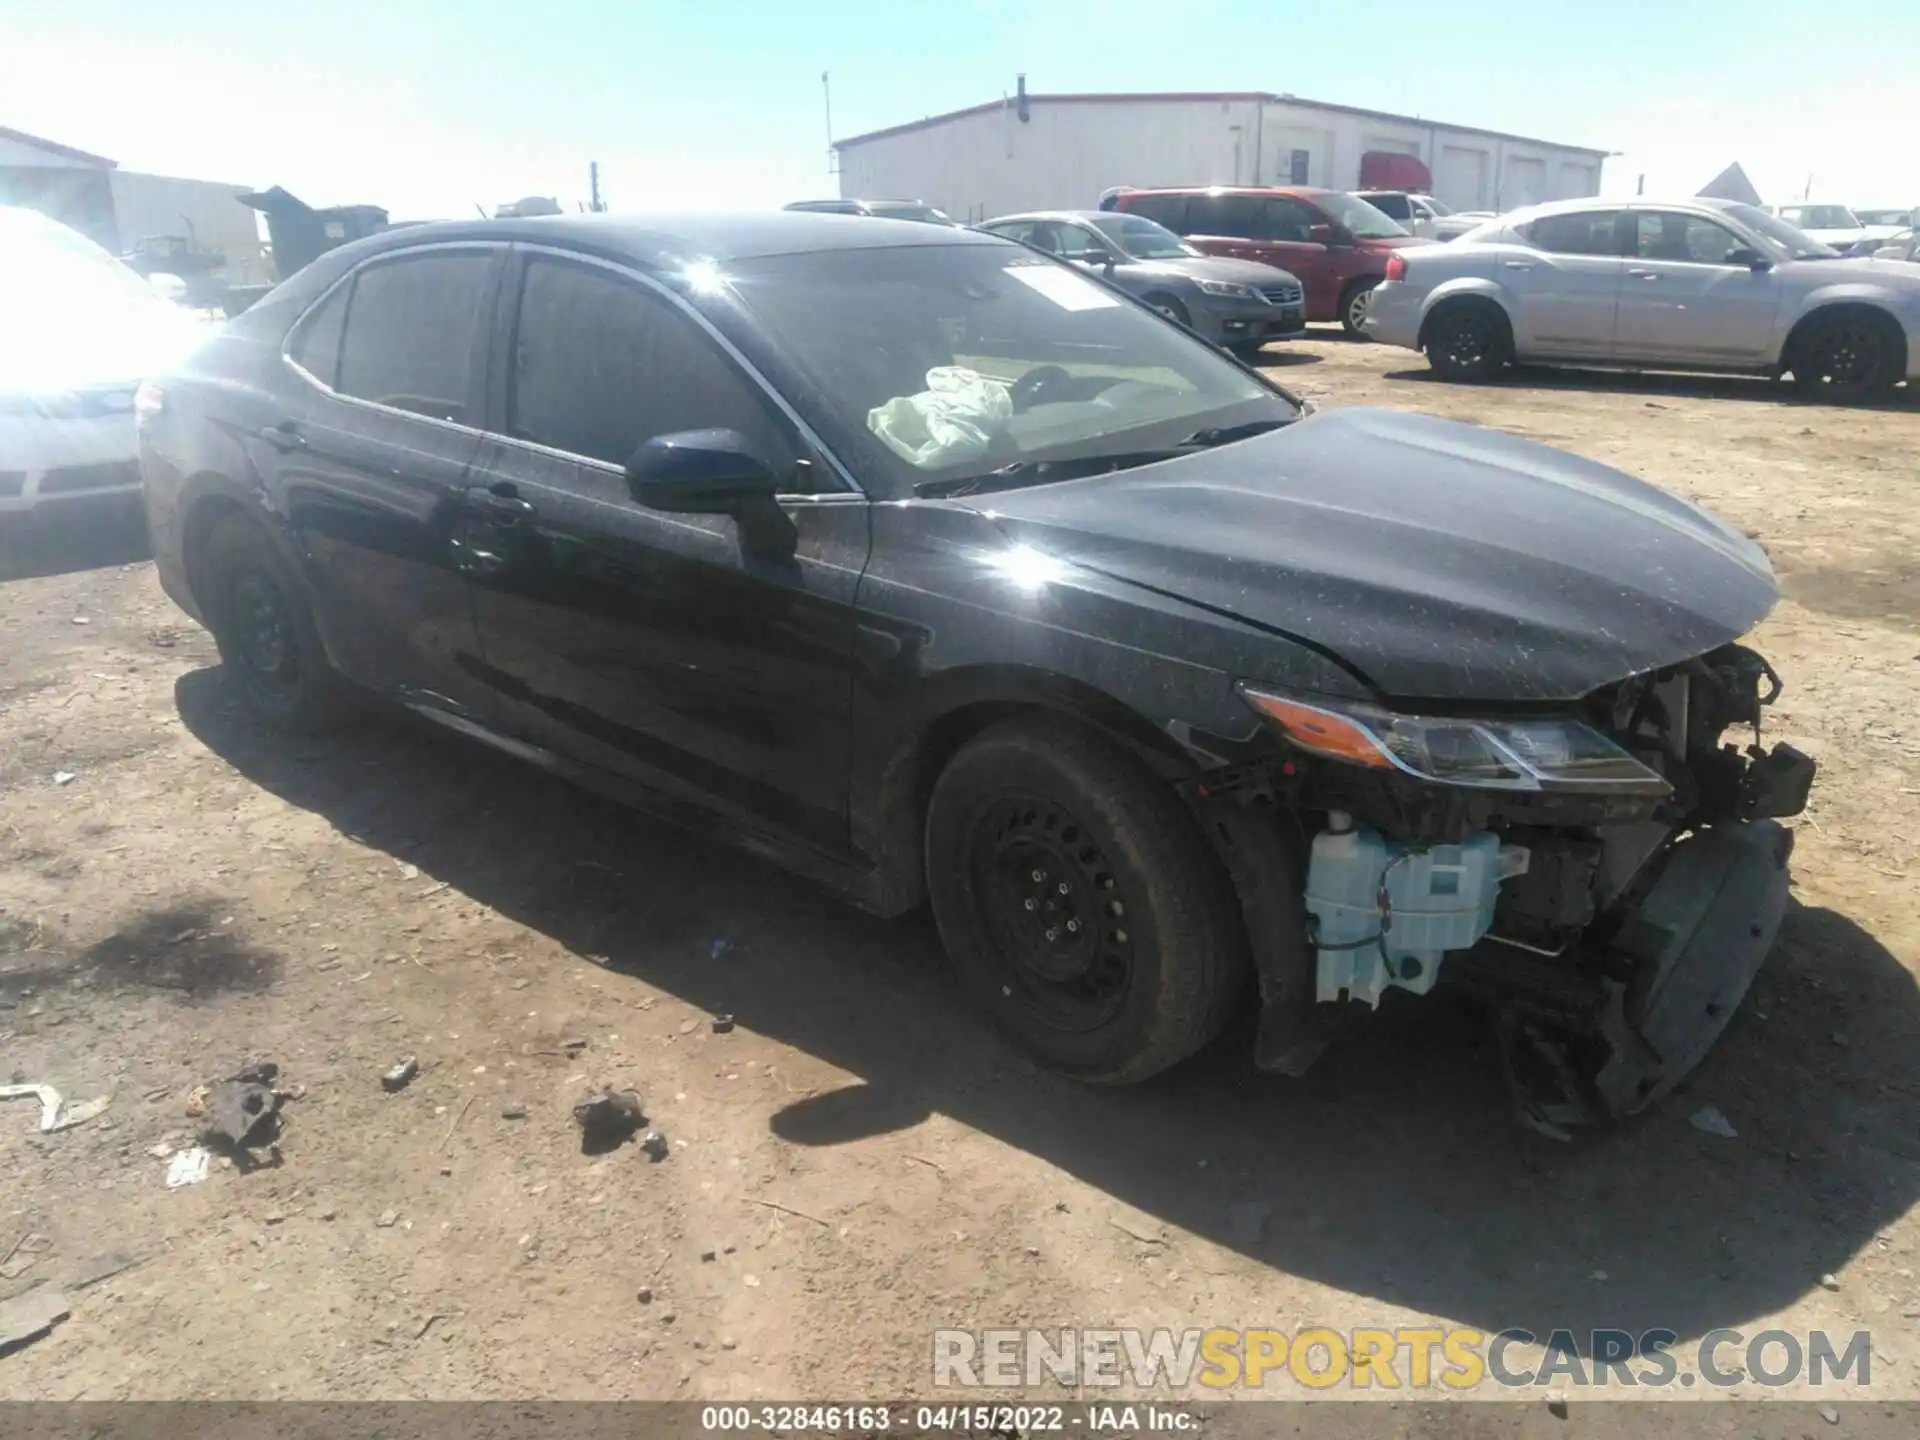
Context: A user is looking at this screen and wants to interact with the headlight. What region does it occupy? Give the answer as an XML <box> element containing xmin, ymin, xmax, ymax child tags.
<box><xmin>1238</xmin><ymin>686</ymin><xmax>1671</xmax><ymax>795</ymax></box>
<box><xmin>1196</xmin><ymin>279</ymin><xmax>1261</xmax><ymax>300</ymax></box>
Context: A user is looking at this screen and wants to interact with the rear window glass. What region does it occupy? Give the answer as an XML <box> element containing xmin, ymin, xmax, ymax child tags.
<box><xmin>337</xmin><ymin>251</ymin><xmax>494</xmax><ymax>423</ymax></box>
<box><xmin>1185</xmin><ymin>194</ymin><xmax>1261</xmax><ymax>238</ymax></box>
<box><xmin>1523</xmin><ymin>211</ymin><xmax>1623</xmax><ymax>256</ymax></box>
<box><xmin>1124</xmin><ymin>193</ymin><xmax>1190</xmax><ymax>232</ymax></box>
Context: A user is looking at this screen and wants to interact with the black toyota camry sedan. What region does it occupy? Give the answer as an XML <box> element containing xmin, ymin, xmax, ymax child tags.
<box><xmin>138</xmin><ymin>213</ymin><xmax>1814</xmax><ymax>1127</ymax></box>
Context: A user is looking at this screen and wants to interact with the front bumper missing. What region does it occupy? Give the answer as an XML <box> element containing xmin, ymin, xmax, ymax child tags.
<box><xmin>1475</xmin><ymin>820</ymin><xmax>1794</xmax><ymax>1134</ymax></box>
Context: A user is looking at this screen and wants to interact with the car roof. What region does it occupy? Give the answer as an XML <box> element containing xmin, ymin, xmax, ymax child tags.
<box><xmin>334</xmin><ymin>211</ymin><xmax>1006</xmax><ymax>268</ymax></box>
<box><xmin>1494</xmin><ymin>195</ymin><xmax>1753</xmax><ymax>226</ymax></box>
<box><xmin>983</xmin><ymin>210</ymin><xmax>1116</xmax><ymax>225</ymax></box>
<box><xmin>1118</xmin><ymin>185</ymin><xmax>1332</xmax><ymax>201</ymax></box>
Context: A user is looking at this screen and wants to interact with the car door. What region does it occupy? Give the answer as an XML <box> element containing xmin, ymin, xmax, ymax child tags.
<box><xmin>1500</xmin><ymin>209</ymin><xmax>1628</xmax><ymax>359</ymax></box>
<box><xmin>459</xmin><ymin>247</ymin><xmax>870</xmax><ymax>854</ymax></box>
<box><xmin>268</xmin><ymin>243</ymin><xmax>505</xmax><ymax>713</ymax></box>
<box><xmin>1244</xmin><ymin>196</ymin><xmax>1337</xmax><ymax>317</ymax></box>
<box><xmin>1612</xmin><ymin>210</ymin><xmax>1783</xmax><ymax>366</ymax></box>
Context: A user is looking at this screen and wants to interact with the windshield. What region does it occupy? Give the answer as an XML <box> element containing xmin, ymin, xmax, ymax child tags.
<box><xmin>1777</xmin><ymin>204</ymin><xmax>1860</xmax><ymax>231</ymax></box>
<box><xmin>1722</xmin><ymin>203</ymin><xmax>1841</xmax><ymax>260</ymax></box>
<box><xmin>1089</xmin><ymin>213</ymin><xmax>1200</xmax><ymax>260</ymax></box>
<box><xmin>1315</xmin><ymin>191</ymin><xmax>1408</xmax><ymax>239</ymax></box>
<box><xmin>722</xmin><ymin>244</ymin><xmax>1298</xmax><ymax>499</ymax></box>
<box><xmin>1420</xmin><ymin>195</ymin><xmax>1455</xmax><ymax>216</ymax></box>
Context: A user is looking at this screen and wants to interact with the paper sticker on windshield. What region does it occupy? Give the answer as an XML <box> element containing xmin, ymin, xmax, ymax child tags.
<box><xmin>1005</xmin><ymin>264</ymin><xmax>1121</xmax><ymax>311</ymax></box>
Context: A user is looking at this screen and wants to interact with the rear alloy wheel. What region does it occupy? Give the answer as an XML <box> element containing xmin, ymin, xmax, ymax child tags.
<box><xmin>1425</xmin><ymin>302</ymin><xmax>1511</xmax><ymax>382</ymax></box>
<box><xmin>1792</xmin><ymin>311</ymin><xmax>1899</xmax><ymax>402</ymax></box>
<box><xmin>202</xmin><ymin>513</ymin><xmax>348</xmax><ymax>731</ymax></box>
<box><xmin>1340</xmin><ymin>278</ymin><xmax>1380</xmax><ymax>338</ymax></box>
<box><xmin>925</xmin><ymin>715</ymin><xmax>1248</xmax><ymax>1084</ymax></box>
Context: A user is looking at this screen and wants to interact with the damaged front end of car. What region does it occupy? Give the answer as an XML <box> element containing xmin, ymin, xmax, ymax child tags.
<box><xmin>1199</xmin><ymin>642</ymin><xmax>1816</xmax><ymax>1134</ymax></box>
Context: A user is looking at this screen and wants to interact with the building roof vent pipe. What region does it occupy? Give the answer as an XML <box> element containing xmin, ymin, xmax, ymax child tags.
<box><xmin>1016</xmin><ymin>73</ymin><xmax>1030</xmax><ymax>123</ymax></box>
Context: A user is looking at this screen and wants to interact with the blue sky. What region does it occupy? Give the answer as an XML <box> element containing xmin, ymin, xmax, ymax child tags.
<box><xmin>4</xmin><ymin>1</ymin><xmax>1916</xmax><ymax>215</ymax></box>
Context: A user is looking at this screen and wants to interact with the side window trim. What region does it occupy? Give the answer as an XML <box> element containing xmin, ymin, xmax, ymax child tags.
<box><xmin>279</xmin><ymin>241</ymin><xmax>509</xmax><ymax>437</ymax></box>
<box><xmin>496</xmin><ymin>242</ymin><xmax>863</xmax><ymax>498</ymax></box>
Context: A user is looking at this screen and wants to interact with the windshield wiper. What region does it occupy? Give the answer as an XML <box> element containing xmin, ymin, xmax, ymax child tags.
<box><xmin>914</xmin><ymin>418</ymin><xmax>1293</xmax><ymax>499</ymax></box>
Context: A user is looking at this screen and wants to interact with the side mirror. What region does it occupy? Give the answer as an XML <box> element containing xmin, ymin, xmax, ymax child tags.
<box><xmin>1726</xmin><ymin>247</ymin><xmax>1771</xmax><ymax>271</ymax></box>
<box><xmin>625</xmin><ymin>428</ymin><xmax>795</xmax><ymax>553</ymax></box>
<box><xmin>1306</xmin><ymin>223</ymin><xmax>1335</xmax><ymax>246</ymax></box>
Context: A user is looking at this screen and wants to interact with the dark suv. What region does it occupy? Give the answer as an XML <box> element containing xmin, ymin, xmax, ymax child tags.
<box><xmin>1107</xmin><ymin>186</ymin><xmax>1434</xmax><ymax>335</ymax></box>
<box><xmin>136</xmin><ymin>213</ymin><xmax>1811</xmax><ymax>1125</ymax></box>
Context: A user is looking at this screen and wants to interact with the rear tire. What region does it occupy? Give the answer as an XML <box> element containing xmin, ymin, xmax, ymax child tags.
<box><xmin>1790</xmin><ymin>308</ymin><xmax>1902</xmax><ymax>402</ymax></box>
<box><xmin>201</xmin><ymin>512</ymin><xmax>348</xmax><ymax>732</ymax></box>
<box><xmin>1339</xmin><ymin>278</ymin><xmax>1380</xmax><ymax>338</ymax></box>
<box><xmin>1424</xmin><ymin>299</ymin><xmax>1513</xmax><ymax>382</ymax></box>
<box><xmin>924</xmin><ymin>715</ymin><xmax>1249</xmax><ymax>1085</ymax></box>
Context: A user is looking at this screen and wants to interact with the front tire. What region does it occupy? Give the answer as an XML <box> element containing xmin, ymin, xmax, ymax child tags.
<box><xmin>1340</xmin><ymin>278</ymin><xmax>1380</xmax><ymax>338</ymax></box>
<box><xmin>1791</xmin><ymin>309</ymin><xmax>1901</xmax><ymax>402</ymax></box>
<box><xmin>1424</xmin><ymin>300</ymin><xmax>1512</xmax><ymax>382</ymax></box>
<box><xmin>924</xmin><ymin>715</ymin><xmax>1248</xmax><ymax>1084</ymax></box>
<box><xmin>1145</xmin><ymin>293</ymin><xmax>1191</xmax><ymax>329</ymax></box>
<box><xmin>201</xmin><ymin>512</ymin><xmax>348</xmax><ymax>731</ymax></box>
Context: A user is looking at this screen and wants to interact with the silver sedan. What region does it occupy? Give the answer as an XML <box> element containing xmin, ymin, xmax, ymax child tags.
<box><xmin>1364</xmin><ymin>196</ymin><xmax>1920</xmax><ymax>401</ymax></box>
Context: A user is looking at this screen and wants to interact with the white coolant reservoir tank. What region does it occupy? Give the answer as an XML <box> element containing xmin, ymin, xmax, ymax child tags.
<box><xmin>1305</xmin><ymin>822</ymin><xmax>1529</xmax><ymax>1007</ymax></box>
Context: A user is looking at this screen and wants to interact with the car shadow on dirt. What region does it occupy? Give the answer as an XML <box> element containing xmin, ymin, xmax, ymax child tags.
<box><xmin>1383</xmin><ymin>366</ymin><xmax>1920</xmax><ymax>410</ymax></box>
<box><xmin>175</xmin><ymin>666</ymin><xmax>1920</xmax><ymax>1350</ymax></box>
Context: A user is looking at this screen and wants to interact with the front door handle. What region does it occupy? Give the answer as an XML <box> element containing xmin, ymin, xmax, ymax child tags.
<box><xmin>1627</xmin><ymin>268</ymin><xmax>1660</xmax><ymax>280</ymax></box>
<box><xmin>464</xmin><ymin>482</ymin><xmax>536</xmax><ymax>524</ymax></box>
<box><xmin>1501</xmin><ymin>260</ymin><xmax>1534</xmax><ymax>270</ymax></box>
<box><xmin>259</xmin><ymin>421</ymin><xmax>306</xmax><ymax>452</ymax></box>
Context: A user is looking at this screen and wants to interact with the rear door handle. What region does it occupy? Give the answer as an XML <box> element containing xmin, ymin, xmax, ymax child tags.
<box><xmin>259</xmin><ymin>421</ymin><xmax>306</xmax><ymax>451</ymax></box>
<box><xmin>464</xmin><ymin>482</ymin><xmax>536</xmax><ymax>524</ymax></box>
<box><xmin>1502</xmin><ymin>260</ymin><xmax>1534</xmax><ymax>270</ymax></box>
<box><xmin>1627</xmin><ymin>269</ymin><xmax>1660</xmax><ymax>280</ymax></box>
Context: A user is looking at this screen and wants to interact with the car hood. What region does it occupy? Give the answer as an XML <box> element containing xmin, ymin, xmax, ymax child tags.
<box><xmin>974</xmin><ymin>408</ymin><xmax>1779</xmax><ymax>703</ymax></box>
<box><xmin>1131</xmin><ymin>255</ymin><xmax>1301</xmax><ymax>287</ymax></box>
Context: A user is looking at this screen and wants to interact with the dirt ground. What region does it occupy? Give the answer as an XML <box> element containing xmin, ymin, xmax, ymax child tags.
<box><xmin>1</xmin><ymin>337</ymin><xmax>1916</xmax><ymax>1414</ymax></box>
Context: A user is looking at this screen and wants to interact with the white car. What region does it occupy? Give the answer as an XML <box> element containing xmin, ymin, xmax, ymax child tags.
<box><xmin>0</xmin><ymin>206</ymin><xmax>204</xmax><ymax>516</ymax></box>
<box><xmin>1769</xmin><ymin>203</ymin><xmax>1899</xmax><ymax>256</ymax></box>
<box><xmin>1353</xmin><ymin>191</ymin><xmax>1481</xmax><ymax>241</ymax></box>
<box><xmin>1874</xmin><ymin>229</ymin><xmax>1919</xmax><ymax>263</ymax></box>
<box><xmin>1364</xmin><ymin>196</ymin><xmax>1920</xmax><ymax>401</ymax></box>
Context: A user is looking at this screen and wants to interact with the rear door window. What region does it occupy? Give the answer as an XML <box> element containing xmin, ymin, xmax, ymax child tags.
<box><xmin>507</xmin><ymin>255</ymin><xmax>802</xmax><ymax>484</ymax></box>
<box><xmin>1185</xmin><ymin>194</ymin><xmax>1261</xmax><ymax>238</ymax></box>
<box><xmin>1125</xmin><ymin>193</ymin><xmax>1191</xmax><ymax>232</ymax></box>
<box><xmin>287</xmin><ymin>282</ymin><xmax>350</xmax><ymax>388</ymax></box>
<box><xmin>1522</xmin><ymin>210</ymin><xmax>1626</xmax><ymax>256</ymax></box>
<box><xmin>336</xmin><ymin>250</ymin><xmax>495</xmax><ymax>423</ymax></box>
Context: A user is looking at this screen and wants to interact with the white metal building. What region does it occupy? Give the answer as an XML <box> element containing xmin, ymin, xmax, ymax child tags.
<box><xmin>834</xmin><ymin>90</ymin><xmax>1609</xmax><ymax>222</ymax></box>
<box><xmin>0</xmin><ymin>125</ymin><xmax>271</xmax><ymax>286</ymax></box>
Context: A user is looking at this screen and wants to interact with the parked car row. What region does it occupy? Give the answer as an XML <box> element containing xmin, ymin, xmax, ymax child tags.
<box><xmin>1765</xmin><ymin>203</ymin><xmax>1915</xmax><ymax>256</ymax></box>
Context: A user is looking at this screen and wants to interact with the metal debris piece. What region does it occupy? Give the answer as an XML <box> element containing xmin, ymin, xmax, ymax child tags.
<box><xmin>573</xmin><ymin>1089</ymin><xmax>644</xmax><ymax>1149</ymax></box>
<box><xmin>710</xmin><ymin>1014</ymin><xmax>735</xmax><ymax>1034</ymax></box>
<box><xmin>1688</xmin><ymin>1105</ymin><xmax>1738</xmax><ymax>1139</ymax></box>
<box><xmin>1819</xmin><ymin>1272</ymin><xmax>1841</xmax><ymax>1291</ymax></box>
<box><xmin>501</xmin><ymin>1104</ymin><xmax>528</xmax><ymax>1120</ymax></box>
<box><xmin>0</xmin><ymin>1083</ymin><xmax>111</xmax><ymax>1133</ymax></box>
<box><xmin>562</xmin><ymin>1037</ymin><xmax>588</xmax><ymax>1054</ymax></box>
<box><xmin>641</xmin><ymin>1128</ymin><xmax>670</xmax><ymax>1161</ymax></box>
<box><xmin>381</xmin><ymin>1057</ymin><xmax>419</xmax><ymax>1093</ymax></box>
<box><xmin>1820</xmin><ymin>1405</ymin><xmax>1839</xmax><ymax>1426</ymax></box>
<box><xmin>201</xmin><ymin>1076</ymin><xmax>280</xmax><ymax>1150</ymax></box>
<box><xmin>165</xmin><ymin>1147</ymin><xmax>212</xmax><ymax>1189</ymax></box>
<box><xmin>53</xmin><ymin>771</ymin><xmax>76</xmax><ymax>787</ymax></box>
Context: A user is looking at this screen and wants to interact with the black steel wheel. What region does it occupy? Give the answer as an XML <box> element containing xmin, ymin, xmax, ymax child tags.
<box><xmin>1425</xmin><ymin>300</ymin><xmax>1511</xmax><ymax>382</ymax></box>
<box><xmin>925</xmin><ymin>715</ymin><xmax>1250</xmax><ymax>1084</ymax></box>
<box><xmin>1792</xmin><ymin>310</ymin><xmax>1899</xmax><ymax>402</ymax></box>
<box><xmin>202</xmin><ymin>512</ymin><xmax>348</xmax><ymax>731</ymax></box>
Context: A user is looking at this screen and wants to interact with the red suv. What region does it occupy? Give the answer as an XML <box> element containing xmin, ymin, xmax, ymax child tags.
<box><xmin>1106</xmin><ymin>187</ymin><xmax>1434</xmax><ymax>336</ymax></box>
